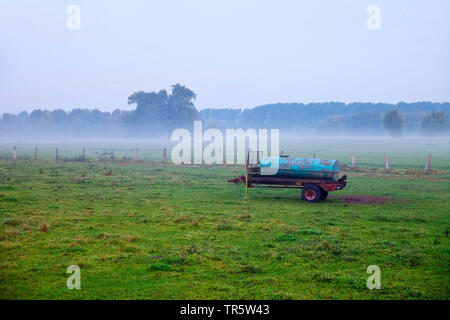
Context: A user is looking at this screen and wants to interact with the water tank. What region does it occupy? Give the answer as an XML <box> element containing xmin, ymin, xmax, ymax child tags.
<box><xmin>258</xmin><ymin>157</ymin><xmax>340</xmax><ymax>181</ymax></box>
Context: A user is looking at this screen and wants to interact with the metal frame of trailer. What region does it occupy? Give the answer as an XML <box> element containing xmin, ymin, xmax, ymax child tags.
<box><xmin>243</xmin><ymin>174</ymin><xmax>347</xmax><ymax>202</ymax></box>
<box><xmin>230</xmin><ymin>151</ymin><xmax>348</xmax><ymax>202</ymax></box>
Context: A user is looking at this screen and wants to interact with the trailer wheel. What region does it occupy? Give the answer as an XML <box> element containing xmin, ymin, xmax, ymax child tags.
<box><xmin>320</xmin><ymin>188</ymin><xmax>328</xmax><ymax>200</ymax></box>
<box><xmin>301</xmin><ymin>185</ymin><xmax>321</xmax><ymax>202</ymax></box>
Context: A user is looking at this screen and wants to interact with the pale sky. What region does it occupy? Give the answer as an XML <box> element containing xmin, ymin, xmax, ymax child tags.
<box><xmin>0</xmin><ymin>0</ymin><xmax>449</xmax><ymax>113</ymax></box>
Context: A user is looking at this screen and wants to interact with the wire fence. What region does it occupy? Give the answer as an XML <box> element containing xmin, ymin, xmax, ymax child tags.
<box><xmin>4</xmin><ymin>145</ymin><xmax>438</xmax><ymax>173</ymax></box>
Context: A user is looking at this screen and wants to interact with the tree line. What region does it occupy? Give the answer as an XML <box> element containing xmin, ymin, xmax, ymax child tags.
<box><xmin>202</xmin><ymin>102</ymin><xmax>450</xmax><ymax>136</ymax></box>
<box><xmin>382</xmin><ymin>109</ymin><xmax>450</xmax><ymax>137</ymax></box>
<box><xmin>1</xmin><ymin>84</ymin><xmax>200</xmax><ymax>139</ymax></box>
<box><xmin>1</xmin><ymin>85</ymin><xmax>449</xmax><ymax>139</ymax></box>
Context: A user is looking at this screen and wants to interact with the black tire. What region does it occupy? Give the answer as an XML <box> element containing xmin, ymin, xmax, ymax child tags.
<box><xmin>320</xmin><ymin>188</ymin><xmax>328</xmax><ymax>200</ymax></box>
<box><xmin>301</xmin><ymin>185</ymin><xmax>322</xmax><ymax>202</ymax></box>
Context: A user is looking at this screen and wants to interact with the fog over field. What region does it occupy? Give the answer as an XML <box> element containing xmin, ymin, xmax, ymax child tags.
<box><xmin>1</xmin><ymin>136</ymin><xmax>449</xmax><ymax>171</ymax></box>
<box><xmin>1</xmin><ymin>96</ymin><xmax>450</xmax><ymax>141</ymax></box>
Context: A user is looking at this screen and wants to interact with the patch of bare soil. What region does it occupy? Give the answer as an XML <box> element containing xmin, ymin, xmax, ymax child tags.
<box><xmin>329</xmin><ymin>194</ymin><xmax>390</xmax><ymax>204</ymax></box>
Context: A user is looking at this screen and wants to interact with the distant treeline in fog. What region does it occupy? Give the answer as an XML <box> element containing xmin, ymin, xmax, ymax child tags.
<box><xmin>1</xmin><ymin>84</ymin><xmax>449</xmax><ymax>139</ymax></box>
<box><xmin>201</xmin><ymin>102</ymin><xmax>450</xmax><ymax>136</ymax></box>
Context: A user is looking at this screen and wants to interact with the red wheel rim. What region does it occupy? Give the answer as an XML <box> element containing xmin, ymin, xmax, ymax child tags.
<box><xmin>305</xmin><ymin>189</ymin><xmax>317</xmax><ymax>200</ymax></box>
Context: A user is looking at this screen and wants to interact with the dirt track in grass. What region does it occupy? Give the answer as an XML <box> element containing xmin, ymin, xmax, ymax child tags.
<box><xmin>329</xmin><ymin>194</ymin><xmax>391</xmax><ymax>204</ymax></box>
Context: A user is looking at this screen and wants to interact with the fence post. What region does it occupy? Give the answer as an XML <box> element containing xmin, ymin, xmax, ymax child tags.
<box><xmin>135</xmin><ymin>145</ymin><xmax>139</xmax><ymax>161</ymax></box>
<box><xmin>110</xmin><ymin>147</ymin><xmax>114</xmax><ymax>160</ymax></box>
<box><xmin>384</xmin><ymin>154</ymin><xmax>389</xmax><ymax>170</ymax></box>
<box><xmin>425</xmin><ymin>154</ymin><xmax>431</xmax><ymax>172</ymax></box>
<box><xmin>56</xmin><ymin>147</ymin><xmax>59</xmax><ymax>161</ymax></box>
<box><xmin>162</xmin><ymin>148</ymin><xmax>167</xmax><ymax>162</ymax></box>
<box><xmin>34</xmin><ymin>147</ymin><xmax>38</xmax><ymax>160</ymax></box>
<box><xmin>13</xmin><ymin>146</ymin><xmax>17</xmax><ymax>161</ymax></box>
<box><xmin>351</xmin><ymin>155</ymin><xmax>355</xmax><ymax>169</ymax></box>
<box><xmin>82</xmin><ymin>148</ymin><xmax>86</xmax><ymax>161</ymax></box>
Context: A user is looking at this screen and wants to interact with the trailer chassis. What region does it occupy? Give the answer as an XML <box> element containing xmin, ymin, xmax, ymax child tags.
<box><xmin>229</xmin><ymin>174</ymin><xmax>347</xmax><ymax>202</ymax></box>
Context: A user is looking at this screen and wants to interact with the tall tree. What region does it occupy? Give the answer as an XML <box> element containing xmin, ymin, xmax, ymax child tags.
<box><xmin>383</xmin><ymin>110</ymin><xmax>403</xmax><ymax>137</ymax></box>
<box><xmin>167</xmin><ymin>84</ymin><xmax>200</xmax><ymax>127</ymax></box>
<box><xmin>126</xmin><ymin>84</ymin><xmax>200</xmax><ymax>134</ymax></box>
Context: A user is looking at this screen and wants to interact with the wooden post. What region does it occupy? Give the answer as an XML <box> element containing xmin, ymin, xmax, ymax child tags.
<box><xmin>82</xmin><ymin>148</ymin><xmax>86</xmax><ymax>161</ymax></box>
<box><xmin>13</xmin><ymin>146</ymin><xmax>17</xmax><ymax>161</ymax></box>
<box><xmin>135</xmin><ymin>145</ymin><xmax>139</xmax><ymax>161</ymax></box>
<box><xmin>110</xmin><ymin>147</ymin><xmax>114</xmax><ymax>160</ymax></box>
<box><xmin>384</xmin><ymin>154</ymin><xmax>389</xmax><ymax>170</ymax></box>
<box><xmin>313</xmin><ymin>153</ymin><xmax>316</xmax><ymax>158</ymax></box>
<box><xmin>351</xmin><ymin>155</ymin><xmax>355</xmax><ymax>169</ymax></box>
<box><xmin>55</xmin><ymin>147</ymin><xmax>59</xmax><ymax>161</ymax></box>
<box><xmin>162</xmin><ymin>148</ymin><xmax>167</xmax><ymax>162</ymax></box>
<box><xmin>244</xmin><ymin>173</ymin><xmax>248</xmax><ymax>200</ymax></box>
<box><xmin>425</xmin><ymin>154</ymin><xmax>431</xmax><ymax>172</ymax></box>
<box><xmin>34</xmin><ymin>147</ymin><xmax>38</xmax><ymax>160</ymax></box>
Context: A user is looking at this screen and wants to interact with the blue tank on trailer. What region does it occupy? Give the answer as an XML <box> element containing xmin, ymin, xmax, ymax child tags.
<box><xmin>259</xmin><ymin>157</ymin><xmax>340</xmax><ymax>181</ymax></box>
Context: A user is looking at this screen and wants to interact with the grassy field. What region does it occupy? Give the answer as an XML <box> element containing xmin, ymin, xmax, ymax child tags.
<box><xmin>0</xmin><ymin>138</ymin><xmax>449</xmax><ymax>299</ymax></box>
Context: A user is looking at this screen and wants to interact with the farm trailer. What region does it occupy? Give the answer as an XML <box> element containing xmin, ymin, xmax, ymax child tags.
<box><xmin>229</xmin><ymin>153</ymin><xmax>347</xmax><ymax>202</ymax></box>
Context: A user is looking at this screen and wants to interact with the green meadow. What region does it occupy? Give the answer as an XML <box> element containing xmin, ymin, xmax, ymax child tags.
<box><xmin>0</xmin><ymin>138</ymin><xmax>449</xmax><ymax>299</ymax></box>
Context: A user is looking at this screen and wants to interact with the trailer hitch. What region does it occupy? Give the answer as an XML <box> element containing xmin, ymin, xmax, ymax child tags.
<box><xmin>337</xmin><ymin>175</ymin><xmax>347</xmax><ymax>190</ymax></box>
<box><xmin>228</xmin><ymin>175</ymin><xmax>246</xmax><ymax>184</ymax></box>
